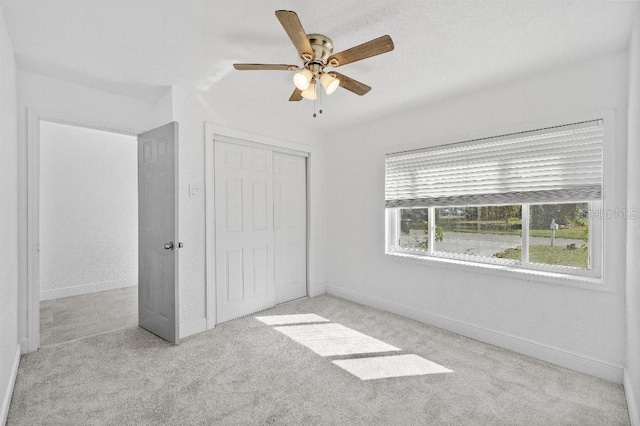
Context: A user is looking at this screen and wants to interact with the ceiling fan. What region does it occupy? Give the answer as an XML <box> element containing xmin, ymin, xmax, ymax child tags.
<box><xmin>233</xmin><ymin>10</ymin><xmax>394</xmax><ymax>102</ymax></box>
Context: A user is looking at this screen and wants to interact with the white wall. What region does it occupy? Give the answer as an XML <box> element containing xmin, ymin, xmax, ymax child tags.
<box><xmin>0</xmin><ymin>5</ymin><xmax>20</xmax><ymax>424</ymax></box>
<box><xmin>324</xmin><ymin>51</ymin><xmax>628</xmax><ymax>382</ymax></box>
<box><xmin>626</xmin><ymin>13</ymin><xmax>640</xmax><ymax>426</ymax></box>
<box><xmin>171</xmin><ymin>88</ymin><xmax>327</xmax><ymax>336</ymax></box>
<box><xmin>39</xmin><ymin>121</ymin><xmax>137</xmax><ymax>300</ymax></box>
<box><xmin>14</xmin><ymin>67</ymin><xmax>325</xmax><ymax>345</ymax></box>
<box><xmin>17</xmin><ymin>71</ymin><xmax>165</xmax><ymax>349</ymax></box>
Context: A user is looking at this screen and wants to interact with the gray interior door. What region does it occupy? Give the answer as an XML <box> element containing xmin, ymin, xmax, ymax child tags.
<box><xmin>138</xmin><ymin>122</ymin><xmax>179</xmax><ymax>344</ymax></box>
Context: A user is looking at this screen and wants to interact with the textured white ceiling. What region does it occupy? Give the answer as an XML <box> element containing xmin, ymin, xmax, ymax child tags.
<box><xmin>1</xmin><ymin>0</ymin><xmax>638</xmax><ymax>132</ymax></box>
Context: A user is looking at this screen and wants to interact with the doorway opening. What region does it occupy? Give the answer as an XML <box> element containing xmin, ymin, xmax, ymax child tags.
<box><xmin>38</xmin><ymin>120</ymin><xmax>138</xmax><ymax>346</ymax></box>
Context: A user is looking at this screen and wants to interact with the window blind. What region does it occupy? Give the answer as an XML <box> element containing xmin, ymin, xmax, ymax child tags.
<box><xmin>385</xmin><ymin>120</ymin><xmax>603</xmax><ymax>208</ymax></box>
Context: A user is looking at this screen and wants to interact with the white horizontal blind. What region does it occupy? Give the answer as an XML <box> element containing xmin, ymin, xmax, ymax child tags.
<box><xmin>385</xmin><ymin>120</ymin><xmax>603</xmax><ymax>208</ymax></box>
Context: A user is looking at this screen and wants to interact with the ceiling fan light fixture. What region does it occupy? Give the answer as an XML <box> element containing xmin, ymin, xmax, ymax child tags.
<box><xmin>301</xmin><ymin>82</ymin><xmax>317</xmax><ymax>100</ymax></box>
<box><xmin>293</xmin><ymin>69</ymin><xmax>313</xmax><ymax>90</ymax></box>
<box><xmin>320</xmin><ymin>73</ymin><xmax>340</xmax><ymax>95</ymax></box>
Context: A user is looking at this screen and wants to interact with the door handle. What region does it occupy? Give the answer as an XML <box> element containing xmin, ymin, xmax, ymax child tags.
<box><xmin>163</xmin><ymin>242</ymin><xmax>183</xmax><ymax>250</ymax></box>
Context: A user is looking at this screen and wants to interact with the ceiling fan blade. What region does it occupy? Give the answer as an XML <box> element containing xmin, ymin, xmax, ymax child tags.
<box><xmin>233</xmin><ymin>63</ymin><xmax>300</xmax><ymax>71</ymax></box>
<box><xmin>327</xmin><ymin>35</ymin><xmax>394</xmax><ymax>67</ymax></box>
<box><xmin>330</xmin><ymin>72</ymin><xmax>371</xmax><ymax>95</ymax></box>
<box><xmin>275</xmin><ymin>10</ymin><xmax>313</xmax><ymax>59</ymax></box>
<box><xmin>289</xmin><ymin>88</ymin><xmax>303</xmax><ymax>101</ymax></box>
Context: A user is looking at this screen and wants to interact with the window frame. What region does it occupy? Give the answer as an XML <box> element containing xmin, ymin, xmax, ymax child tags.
<box><xmin>386</xmin><ymin>201</ymin><xmax>603</xmax><ymax>279</ymax></box>
<box><xmin>383</xmin><ymin>112</ymin><xmax>615</xmax><ymax>289</ymax></box>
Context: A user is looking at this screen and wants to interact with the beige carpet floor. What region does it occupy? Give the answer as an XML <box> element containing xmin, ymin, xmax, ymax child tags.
<box><xmin>9</xmin><ymin>294</ymin><xmax>629</xmax><ymax>425</ymax></box>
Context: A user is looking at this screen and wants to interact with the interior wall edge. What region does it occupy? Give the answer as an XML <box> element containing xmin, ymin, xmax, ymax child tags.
<box><xmin>625</xmin><ymin>370</ymin><xmax>640</xmax><ymax>426</ymax></box>
<box><xmin>309</xmin><ymin>283</ymin><xmax>327</xmax><ymax>298</ymax></box>
<box><xmin>0</xmin><ymin>345</ymin><xmax>20</xmax><ymax>426</ymax></box>
<box><xmin>626</xmin><ymin>11</ymin><xmax>640</xmax><ymax>426</ymax></box>
<box><xmin>326</xmin><ymin>285</ymin><xmax>624</xmax><ymax>383</ymax></box>
<box><xmin>17</xmin><ymin>339</ymin><xmax>27</xmax><ymax>356</ymax></box>
<box><xmin>179</xmin><ymin>318</ymin><xmax>207</xmax><ymax>340</ymax></box>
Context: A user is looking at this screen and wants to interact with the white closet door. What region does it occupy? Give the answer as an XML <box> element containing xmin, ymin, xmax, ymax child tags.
<box><xmin>215</xmin><ymin>142</ymin><xmax>275</xmax><ymax>323</ymax></box>
<box><xmin>273</xmin><ymin>152</ymin><xmax>307</xmax><ymax>304</ymax></box>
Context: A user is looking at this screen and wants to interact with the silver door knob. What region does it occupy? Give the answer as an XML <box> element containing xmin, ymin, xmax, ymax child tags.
<box><xmin>164</xmin><ymin>242</ymin><xmax>174</xmax><ymax>250</ymax></box>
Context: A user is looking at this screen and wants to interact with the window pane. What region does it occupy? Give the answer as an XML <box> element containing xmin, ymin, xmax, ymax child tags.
<box><xmin>399</xmin><ymin>208</ymin><xmax>429</xmax><ymax>250</ymax></box>
<box><xmin>529</xmin><ymin>203</ymin><xmax>589</xmax><ymax>269</ymax></box>
<box><xmin>434</xmin><ymin>206</ymin><xmax>522</xmax><ymax>260</ymax></box>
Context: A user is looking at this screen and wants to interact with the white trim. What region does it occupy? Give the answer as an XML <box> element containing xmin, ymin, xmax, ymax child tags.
<box><xmin>18</xmin><ymin>339</ymin><xmax>28</xmax><ymax>355</ymax></box>
<box><xmin>326</xmin><ymin>285</ymin><xmax>624</xmax><ymax>383</ymax></box>
<box><xmin>385</xmin><ymin>251</ymin><xmax>611</xmax><ymax>292</ymax></box>
<box><xmin>204</xmin><ymin>127</ymin><xmax>216</xmax><ymax>331</ymax></box>
<box><xmin>305</xmin><ymin>153</ymin><xmax>313</xmax><ymax>305</ymax></box>
<box><xmin>211</xmin><ymin>133</ymin><xmax>308</xmax><ymax>158</ymax></box>
<box><xmin>28</xmin><ymin>108</ymin><xmax>141</xmax><ymax>136</ymax></box>
<box><xmin>27</xmin><ymin>108</ymin><xmax>41</xmax><ymax>353</ymax></box>
<box><xmin>521</xmin><ymin>204</ymin><xmax>530</xmax><ymax>263</ymax></box>
<box><xmin>1</xmin><ymin>345</ymin><xmax>21</xmax><ymax>426</ymax></box>
<box><xmin>206</xmin><ymin>123</ymin><xmax>315</xmax><ymax>156</ymax></box>
<box><xmin>179</xmin><ymin>318</ymin><xmax>207</xmax><ymax>339</ymax></box>
<box><xmin>26</xmin><ymin>108</ymin><xmax>142</xmax><ymax>353</ymax></box>
<box><xmin>625</xmin><ymin>370</ymin><xmax>640</xmax><ymax>426</ymax></box>
<box><xmin>39</xmin><ymin>280</ymin><xmax>136</xmax><ymax>301</ymax></box>
<box><xmin>204</xmin><ymin>122</ymin><xmax>312</xmax><ymax>329</ymax></box>
<box><xmin>384</xmin><ymin>109</ymin><xmax>616</xmax><ymax>293</ymax></box>
<box><xmin>309</xmin><ymin>283</ymin><xmax>327</xmax><ymax>298</ymax></box>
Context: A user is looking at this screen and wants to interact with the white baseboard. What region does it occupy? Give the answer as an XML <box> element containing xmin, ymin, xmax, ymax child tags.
<box><xmin>18</xmin><ymin>338</ymin><xmax>28</xmax><ymax>355</ymax></box>
<box><xmin>625</xmin><ymin>370</ymin><xmax>640</xmax><ymax>426</ymax></box>
<box><xmin>1</xmin><ymin>345</ymin><xmax>21</xmax><ymax>426</ymax></box>
<box><xmin>40</xmin><ymin>278</ymin><xmax>136</xmax><ymax>301</ymax></box>
<box><xmin>327</xmin><ymin>285</ymin><xmax>624</xmax><ymax>383</ymax></box>
<box><xmin>180</xmin><ymin>318</ymin><xmax>207</xmax><ymax>340</ymax></box>
<box><xmin>309</xmin><ymin>283</ymin><xmax>327</xmax><ymax>298</ymax></box>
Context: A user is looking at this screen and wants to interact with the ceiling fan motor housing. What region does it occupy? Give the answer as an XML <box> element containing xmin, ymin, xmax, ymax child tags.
<box><xmin>307</xmin><ymin>34</ymin><xmax>334</xmax><ymax>63</ymax></box>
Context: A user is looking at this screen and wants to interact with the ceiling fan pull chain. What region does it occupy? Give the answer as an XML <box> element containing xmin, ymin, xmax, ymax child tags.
<box><xmin>319</xmin><ymin>82</ymin><xmax>323</xmax><ymax>115</ymax></box>
<box><xmin>313</xmin><ymin>83</ymin><xmax>317</xmax><ymax>118</ymax></box>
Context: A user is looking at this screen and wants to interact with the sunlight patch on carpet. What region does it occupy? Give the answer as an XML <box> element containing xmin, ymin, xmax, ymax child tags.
<box><xmin>272</xmin><ymin>323</ymin><xmax>400</xmax><ymax>356</ymax></box>
<box><xmin>333</xmin><ymin>354</ymin><xmax>453</xmax><ymax>380</ymax></box>
<box><xmin>255</xmin><ymin>313</ymin><xmax>329</xmax><ymax>325</ymax></box>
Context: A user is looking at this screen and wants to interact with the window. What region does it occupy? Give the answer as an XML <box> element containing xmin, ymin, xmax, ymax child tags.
<box><xmin>386</xmin><ymin>120</ymin><xmax>603</xmax><ymax>278</ymax></box>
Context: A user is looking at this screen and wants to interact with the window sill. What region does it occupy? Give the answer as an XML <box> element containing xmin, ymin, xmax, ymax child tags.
<box><xmin>386</xmin><ymin>251</ymin><xmax>611</xmax><ymax>292</ymax></box>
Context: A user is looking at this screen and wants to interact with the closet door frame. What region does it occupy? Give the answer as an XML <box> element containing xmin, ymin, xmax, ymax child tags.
<box><xmin>204</xmin><ymin>124</ymin><xmax>310</xmax><ymax>330</ymax></box>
